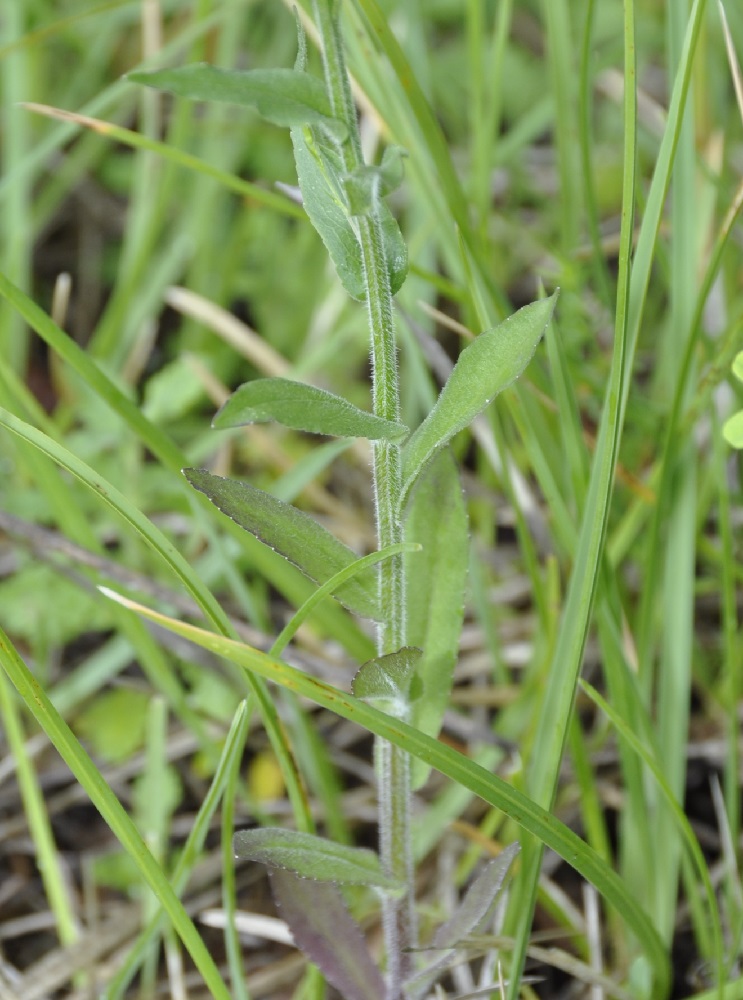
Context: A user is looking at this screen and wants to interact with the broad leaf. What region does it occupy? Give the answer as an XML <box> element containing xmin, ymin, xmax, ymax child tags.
<box><xmin>291</xmin><ymin>126</ymin><xmax>407</xmax><ymax>301</ymax></box>
<box><xmin>269</xmin><ymin>868</ymin><xmax>386</xmax><ymax>1000</ymax></box>
<box><xmin>401</xmin><ymin>294</ymin><xmax>557</xmax><ymax>504</ymax></box>
<box><xmin>352</xmin><ymin>646</ymin><xmax>422</xmax><ymax>719</ymax></box>
<box><xmin>129</xmin><ymin>65</ymin><xmax>345</xmax><ymax>137</ymax></box>
<box><xmin>234</xmin><ymin>828</ymin><xmax>403</xmax><ymax>893</ymax></box>
<box><xmin>184</xmin><ymin>468</ymin><xmax>379</xmax><ymax>619</ymax></box>
<box><xmin>213</xmin><ymin>377</ymin><xmax>408</xmax><ymax>441</ymax></box>
<box><xmin>723</xmin><ymin>410</ymin><xmax>743</xmax><ymax>449</ymax></box>
<box><xmin>405</xmin><ymin>843</ymin><xmax>520</xmax><ymax>1000</ymax></box>
<box><xmin>404</xmin><ymin>450</ymin><xmax>468</xmax><ymax>788</ymax></box>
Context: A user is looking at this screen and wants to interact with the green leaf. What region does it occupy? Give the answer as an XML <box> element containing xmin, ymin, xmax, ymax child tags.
<box><xmin>213</xmin><ymin>377</ymin><xmax>408</xmax><ymax>441</ymax></box>
<box><xmin>234</xmin><ymin>828</ymin><xmax>403</xmax><ymax>893</ymax></box>
<box><xmin>76</xmin><ymin>689</ymin><xmax>150</xmax><ymax>764</ymax></box>
<box><xmin>291</xmin><ymin>127</ymin><xmax>408</xmax><ymax>300</ymax></box>
<box><xmin>352</xmin><ymin>647</ymin><xmax>422</xmax><ymax>719</ymax></box>
<box><xmin>129</xmin><ymin>65</ymin><xmax>345</xmax><ymax>137</ymax></box>
<box><xmin>269</xmin><ymin>869</ymin><xmax>386</xmax><ymax>1000</ymax></box>
<box><xmin>723</xmin><ymin>410</ymin><xmax>743</xmax><ymax>449</ymax></box>
<box><xmin>404</xmin><ymin>450</ymin><xmax>468</xmax><ymax>788</ymax></box>
<box><xmin>732</xmin><ymin>350</ymin><xmax>743</xmax><ymax>383</ymax></box>
<box><xmin>184</xmin><ymin>468</ymin><xmax>380</xmax><ymax>619</ymax></box>
<box><xmin>401</xmin><ymin>294</ymin><xmax>557</xmax><ymax>503</ymax></box>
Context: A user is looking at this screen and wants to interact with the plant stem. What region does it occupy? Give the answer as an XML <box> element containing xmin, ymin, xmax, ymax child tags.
<box><xmin>312</xmin><ymin>2</ymin><xmax>415</xmax><ymax>995</ymax></box>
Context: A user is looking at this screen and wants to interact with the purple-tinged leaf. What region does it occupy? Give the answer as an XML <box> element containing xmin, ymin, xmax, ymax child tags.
<box><xmin>431</xmin><ymin>843</ymin><xmax>520</xmax><ymax>949</ymax></box>
<box><xmin>269</xmin><ymin>867</ymin><xmax>386</xmax><ymax>1000</ymax></box>
<box><xmin>404</xmin><ymin>843</ymin><xmax>520</xmax><ymax>1000</ymax></box>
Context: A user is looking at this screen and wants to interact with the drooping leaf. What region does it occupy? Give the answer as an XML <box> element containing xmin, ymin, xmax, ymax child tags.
<box><xmin>184</xmin><ymin>468</ymin><xmax>379</xmax><ymax>619</ymax></box>
<box><xmin>234</xmin><ymin>828</ymin><xmax>403</xmax><ymax>893</ymax></box>
<box><xmin>129</xmin><ymin>65</ymin><xmax>345</xmax><ymax>137</ymax></box>
<box><xmin>401</xmin><ymin>294</ymin><xmax>557</xmax><ymax>504</ymax></box>
<box><xmin>213</xmin><ymin>377</ymin><xmax>408</xmax><ymax>441</ymax></box>
<box><xmin>352</xmin><ymin>646</ymin><xmax>422</xmax><ymax>719</ymax></box>
<box><xmin>404</xmin><ymin>449</ymin><xmax>468</xmax><ymax>788</ymax></box>
<box><xmin>404</xmin><ymin>843</ymin><xmax>520</xmax><ymax>1000</ymax></box>
<box><xmin>269</xmin><ymin>868</ymin><xmax>386</xmax><ymax>1000</ymax></box>
<box><xmin>291</xmin><ymin>126</ymin><xmax>407</xmax><ymax>300</ymax></box>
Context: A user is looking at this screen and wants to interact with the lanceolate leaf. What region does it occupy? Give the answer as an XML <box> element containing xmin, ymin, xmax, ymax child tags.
<box><xmin>431</xmin><ymin>842</ymin><xmax>520</xmax><ymax>949</ymax></box>
<box><xmin>129</xmin><ymin>65</ymin><xmax>345</xmax><ymax>137</ymax></box>
<box><xmin>352</xmin><ymin>646</ymin><xmax>422</xmax><ymax>719</ymax></box>
<box><xmin>213</xmin><ymin>377</ymin><xmax>408</xmax><ymax>441</ymax></box>
<box><xmin>184</xmin><ymin>469</ymin><xmax>379</xmax><ymax>619</ymax></box>
<box><xmin>234</xmin><ymin>828</ymin><xmax>403</xmax><ymax>893</ymax></box>
<box><xmin>269</xmin><ymin>868</ymin><xmax>386</xmax><ymax>1000</ymax></box>
<box><xmin>401</xmin><ymin>294</ymin><xmax>557</xmax><ymax>504</ymax></box>
<box><xmin>405</xmin><ymin>843</ymin><xmax>520</xmax><ymax>1000</ymax></box>
<box><xmin>291</xmin><ymin>126</ymin><xmax>407</xmax><ymax>301</ymax></box>
<box><xmin>404</xmin><ymin>449</ymin><xmax>468</xmax><ymax>789</ymax></box>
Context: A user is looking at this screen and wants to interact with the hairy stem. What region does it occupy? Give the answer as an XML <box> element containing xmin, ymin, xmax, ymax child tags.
<box><xmin>312</xmin><ymin>2</ymin><xmax>415</xmax><ymax>995</ymax></box>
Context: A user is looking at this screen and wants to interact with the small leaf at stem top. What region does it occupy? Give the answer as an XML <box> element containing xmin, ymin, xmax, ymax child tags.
<box><xmin>213</xmin><ymin>377</ymin><xmax>408</xmax><ymax>441</ymax></box>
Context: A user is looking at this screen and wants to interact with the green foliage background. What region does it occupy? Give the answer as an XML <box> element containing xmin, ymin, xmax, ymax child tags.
<box><xmin>1</xmin><ymin>1</ymin><xmax>743</xmax><ymax>998</ymax></box>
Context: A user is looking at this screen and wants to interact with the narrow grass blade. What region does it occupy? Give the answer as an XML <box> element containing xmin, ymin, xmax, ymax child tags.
<box><xmin>104</xmin><ymin>701</ymin><xmax>251</xmax><ymax>998</ymax></box>
<box><xmin>270</xmin><ymin>542</ymin><xmax>419</xmax><ymax>658</ymax></box>
<box><xmin>0</xmin><ymin>627</ymin><xmax>232</xmax><ymax>1000</ymax></box>
<box><xmin>580</xmin><ymin>678</ymin><xmax>725</xmax><ymax>989</ymax></box>
<box><xmin>0</xmin><ymin>669</ymin><xmax>78</xmax><ymax>948</ymax></box>
<box><xmin>214</xmin><ymin>377</ymin><xmax>408</xmax><ymax>440</ymax></box>
<box><xmin>99</xmin><ymin>590</ymin><xmax>671</xmax><ymax>996</ymax></box>
<box><xmin>503</xmin><ymin>0</ymin><xmax>638</xmax><ymax>991</ymax></box>
<box><xmin>22</xmin><ymin>103</ymin><xmax>305</xmax><ymax>218</ymax></box>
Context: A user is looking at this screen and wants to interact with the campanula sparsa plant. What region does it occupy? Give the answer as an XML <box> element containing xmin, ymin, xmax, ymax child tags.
<box><xmin>132</xmin><ymin>2</ymin><xmax>554</xmax><ymax>997</ymax></box>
